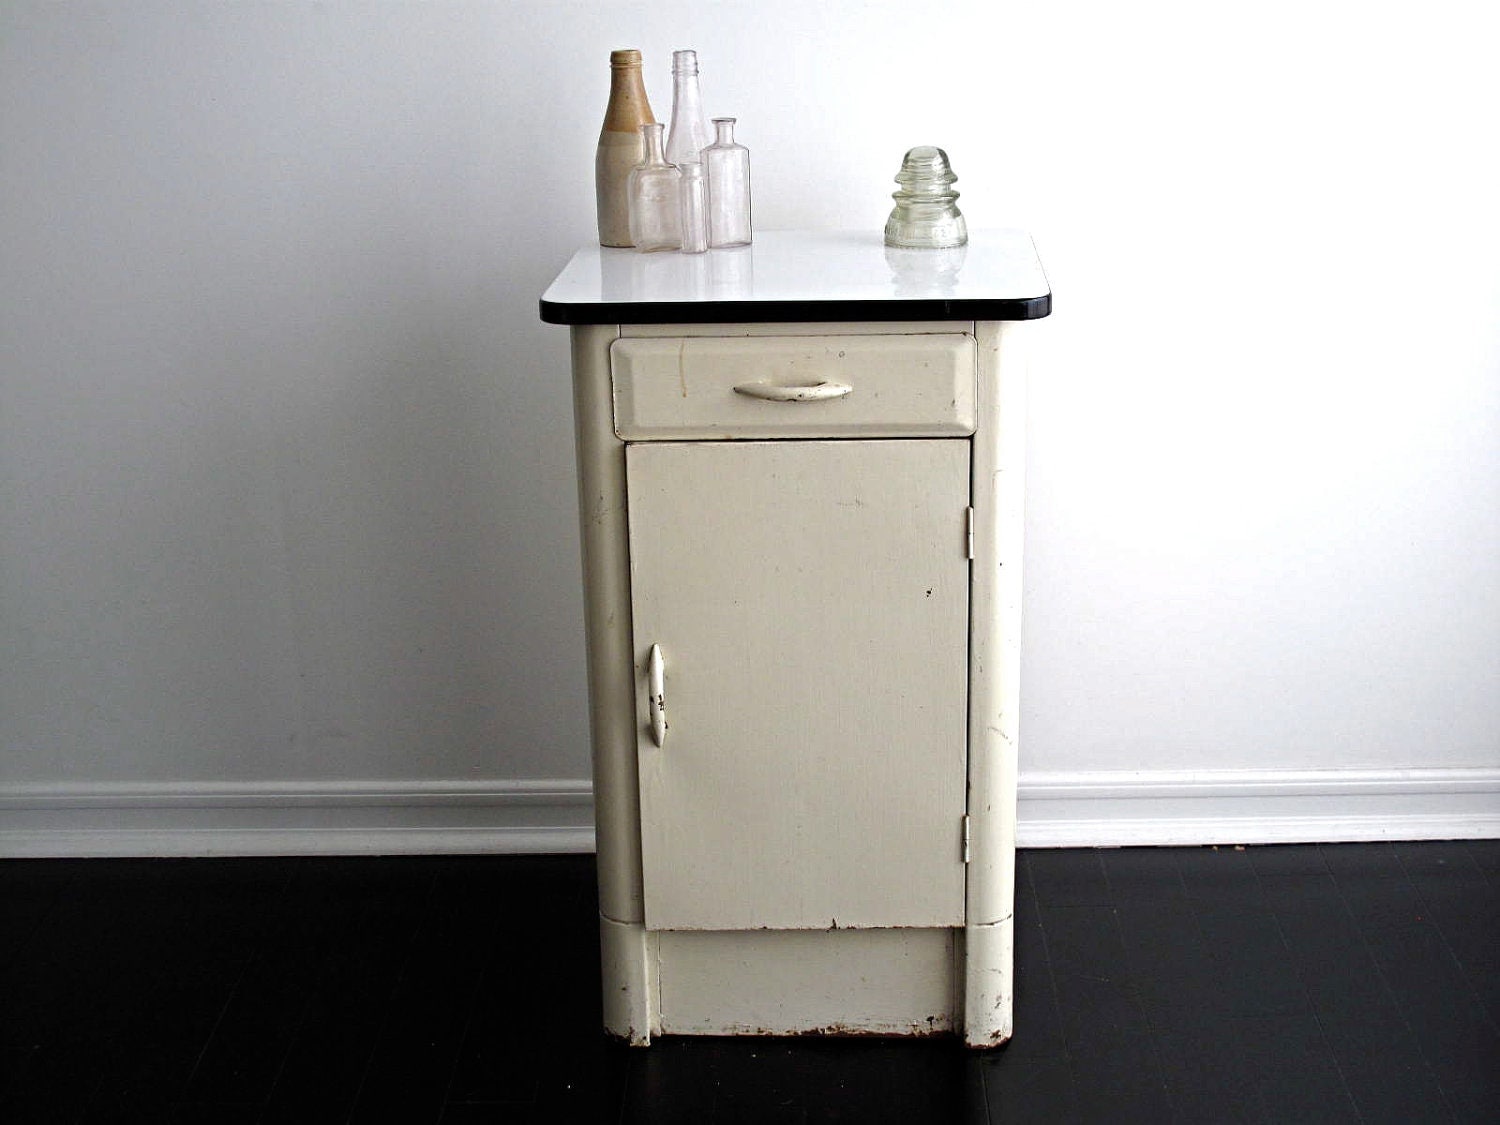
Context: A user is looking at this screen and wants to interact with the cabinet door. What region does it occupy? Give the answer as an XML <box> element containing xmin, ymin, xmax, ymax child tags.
<box><xmin>627</xmin><ymin>439</ymin><xmax>971</xmax><ymax>931</ymax></box>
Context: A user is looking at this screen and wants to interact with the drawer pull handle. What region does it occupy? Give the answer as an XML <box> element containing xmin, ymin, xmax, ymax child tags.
<box><xmin>732</xmin><ymin>380</ymin><xmax>853</xmax><ymax>402</ymax></box>
<box><xmin>647</xmin><ymin>644</ymin><xmax>667</xmax><ymax>748</ymax></box>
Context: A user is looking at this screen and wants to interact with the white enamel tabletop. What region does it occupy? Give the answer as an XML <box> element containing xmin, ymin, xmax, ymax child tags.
<box><xmin>540</xmin><ymin>229</ymin><xmax>1050</xmax><ymax>324</ymax></box>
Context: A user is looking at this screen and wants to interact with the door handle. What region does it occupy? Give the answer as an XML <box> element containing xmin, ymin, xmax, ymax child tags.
<box><xmin>647</xmin><ymin>643</ymin><xmax>667</xmax><ymax>747</ymax></box>
<box><xmin>732</xmin><ymin>380</ymin><xmax>853</xmax><ymax>402</ymax></box>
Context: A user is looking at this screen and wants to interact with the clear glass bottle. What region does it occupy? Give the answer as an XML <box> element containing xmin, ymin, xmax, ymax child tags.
<box><xmin>595</xmin><ymin>49</ymin><xmax>656</xmax><ymax>247</ymax></box>
<box><xmin>665</xmin><ymin>50</ymin><xmax>712</xmax><ymax>167</ymax></box>
<box><xmin>704</xmin><ymin>117</ymin><xmax>752</xmax><ymax>248</ymax></box>
<box><xmin>627</xmin><ymin>122</ymin><xmax>682</xmax><ymax>252</ymax></box>
<box><xmin>678</xmin><ymin>162</ymin><xmax>709</xmax><ymax>253</ymax></box>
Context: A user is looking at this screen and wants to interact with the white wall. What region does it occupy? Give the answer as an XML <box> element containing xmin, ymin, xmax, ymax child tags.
<box><xmin>2</xmin><ymin>1</ymin><xmax>1496</xmax><ymax>852</ymax></box>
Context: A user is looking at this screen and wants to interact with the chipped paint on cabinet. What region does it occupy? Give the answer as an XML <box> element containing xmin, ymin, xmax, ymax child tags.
<box><xmin>657</xmin><ymin>928</ymin><xmax>958</xmax><ymax>1037</ymax></box>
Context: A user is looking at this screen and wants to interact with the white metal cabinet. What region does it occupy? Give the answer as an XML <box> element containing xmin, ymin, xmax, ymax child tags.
<box><xmin>540</xmin><ymin>230</ymin><xmax>1050</xmax><ymax>1047</ymax></box>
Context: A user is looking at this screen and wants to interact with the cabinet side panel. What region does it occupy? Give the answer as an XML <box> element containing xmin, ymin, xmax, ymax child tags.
<box><xmin>628</xmin><ymin>439</ymin><xmax>971</xmax><ymax>931</ymax></box>
<box><xmin>570</xmin><ymin>323</ymin><xmax>644</xmax><ymax>925</ymax></box>
<box><xmin>964</xmin><ymin>319</ymin><xmax>1027</xmax><ymax>1045</ymax></box>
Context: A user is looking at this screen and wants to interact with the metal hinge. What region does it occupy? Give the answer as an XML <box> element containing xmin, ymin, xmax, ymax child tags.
<box><xmin>965</xmin><ymin>507</ymin><xmax>975</xmax><ymax>560</ymax></box>
<box><xmin>962</xmin><ymin>814</ymin><xmax>971</xmax><ymax>864</ymax></box>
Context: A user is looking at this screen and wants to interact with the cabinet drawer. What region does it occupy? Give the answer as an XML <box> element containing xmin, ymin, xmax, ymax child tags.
<box><xmin>611</xmin><ymin>334</ymin><xmax>975</xmax><ymax>439</ymax></box>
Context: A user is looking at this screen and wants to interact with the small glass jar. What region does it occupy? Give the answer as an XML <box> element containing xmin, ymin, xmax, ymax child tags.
<box><xmin>678</xmin><ymin>162</ymin><xmax>709</xmax><ymax>254</ymax></box>
<box><xmin>704</xmin><ymin>117</ymin><xmax>752</xmax><ymax>248</ymax></box>
<box><xmin>627</xmin><ymin>122</ymin><xmax>682</xmax><ymax>252</ymax></box>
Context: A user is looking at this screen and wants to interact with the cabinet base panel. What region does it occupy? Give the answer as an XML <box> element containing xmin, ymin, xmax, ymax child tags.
<box><xmin>653</xmin><ymin>926</ymin><xmax>959</xmax><ymax>1038</ymax></box>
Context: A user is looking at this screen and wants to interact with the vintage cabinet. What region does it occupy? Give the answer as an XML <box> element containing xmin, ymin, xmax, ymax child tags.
<box><xmin>540</xmin><ymin>230</ymin><xmax>1050</xmax><ymax>1046</ymax></box>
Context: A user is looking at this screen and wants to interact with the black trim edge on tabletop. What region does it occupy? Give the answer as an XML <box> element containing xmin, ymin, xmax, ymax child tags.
<box><xmin>538</xmin><ymin>293</ymin><xmax>1052</xmax><ymax>326</ymax></box>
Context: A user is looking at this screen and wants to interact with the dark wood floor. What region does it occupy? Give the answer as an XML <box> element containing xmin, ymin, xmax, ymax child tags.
<box><xmin>2</xmin><ymin>842</ymin><xmax>1497</xmax><ymax>1123</ymax></box>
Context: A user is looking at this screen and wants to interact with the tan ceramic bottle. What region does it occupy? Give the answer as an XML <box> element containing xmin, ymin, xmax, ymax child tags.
<box><xmin>596</xmin><ymin>50</ymin><xmax>656</xmax><ymax>247</ymax></box>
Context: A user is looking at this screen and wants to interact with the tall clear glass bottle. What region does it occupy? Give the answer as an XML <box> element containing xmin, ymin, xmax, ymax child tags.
<box><xmin>595</xmin><ymin>49</ymin><xmax>656</xmax><ymax>248</ymax></box>
<box><xmin>628</xmin><ymin>122</ymin><xmax>681</xmax><ymax>252</ymax></box>
<box><xmin>665</xmin><ymin>50</ymin><xmax>712</xmax><ymax>167</ymax></box>
<box><xmin>704</xmin><ymin>117</ymin><xmax>752</xmax><ymax>248</ymax></box>
<box><xmin>679</xmin><ymin>162</ymin><xmax>709</xmax><ymax>254</ymax></box>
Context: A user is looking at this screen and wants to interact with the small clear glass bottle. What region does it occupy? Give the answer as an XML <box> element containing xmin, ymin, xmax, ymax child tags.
<box><xmin>665</xmin><ymin>50</ymin><xmax>712</xmax><ymax>166</ymax></box>
<box><xmin>627</xmin><ymin>122</ymin><xmax>681</xmax><ymax>253</ymax></box>
<box><xmin>678</xmin><ymin>162</ymin><xmax>709</xmax><ymax>254</ymax></box>
<box><xmin>704</xmin><ymin>117</ymin><xmax>752</xmax><ymax>248</ymax></box>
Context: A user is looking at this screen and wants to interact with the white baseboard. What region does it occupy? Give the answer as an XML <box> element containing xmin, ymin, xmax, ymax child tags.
<box><xmin>2</xmin><ymin>768</ymin><xmax>1496</xmax><ymax>857</ymax></box>
<box><xmin>1016</xmin><ymin>767</ymin><xmax>1500</xmax><ymax>847</ymax></box>
<box><xmin>0</xmin><ymin>779</ymin><xmax>595</xmax><ymax>857</ymax></box>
